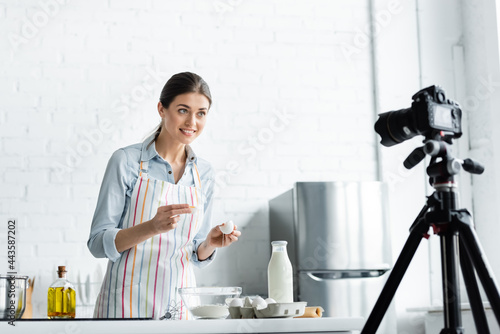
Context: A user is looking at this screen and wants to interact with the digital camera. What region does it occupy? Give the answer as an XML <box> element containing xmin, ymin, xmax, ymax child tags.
<box><xmin>374</xmin><ymin>85</ymin><xmax>462</xmax><ymax>147</ymax></box>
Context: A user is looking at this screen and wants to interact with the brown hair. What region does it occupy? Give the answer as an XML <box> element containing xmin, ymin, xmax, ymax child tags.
<box><xmin>148</xmin><ymin>72</ymin><xmax>212</xmax><ymax>147</ymax></box>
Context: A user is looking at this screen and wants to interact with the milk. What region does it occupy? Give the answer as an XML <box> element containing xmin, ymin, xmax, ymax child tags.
<box><xmin>267</xmin><ymin>241</ymin><xmax>293</xmax><ymax>303</ymax></box>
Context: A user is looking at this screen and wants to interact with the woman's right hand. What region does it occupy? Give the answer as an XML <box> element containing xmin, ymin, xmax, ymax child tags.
<box><xmin>150</xmin><ymin>204</ymin><xmax>193</xmax><ymax>234</ymax></box>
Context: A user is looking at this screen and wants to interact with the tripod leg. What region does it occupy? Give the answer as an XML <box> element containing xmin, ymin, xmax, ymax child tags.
<box><xmin>439</xmin><ymin>233</ymin><xmax>463</xmax><ymax>333</ymax></box>
<box><xmin>457</xmin><ymin>211</ymin><xmax>500</xmax><ymax>326</ymax></box>
<box><xmin>361</xmin><ymin>215</ymin><xmax>429</xmax><ymax>334</ymax></box>
<box><xmin>459</xmin><ymin>237</ymin><xmax>490</xmax><ymax>334</ymax></box>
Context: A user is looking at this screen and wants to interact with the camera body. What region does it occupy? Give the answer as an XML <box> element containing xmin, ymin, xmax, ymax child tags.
<box><xmin>375</xmin><ymin>85</ymin><xmax>462</xmax><ymax>147</ymax></box>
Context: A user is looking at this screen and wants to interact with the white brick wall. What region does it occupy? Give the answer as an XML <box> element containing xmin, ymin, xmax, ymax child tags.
<box><xmin>0</xmin><ymin>0</ymin><xmax>379</xmax><ymax>319</ymax></box>
<box><xmin>5</xmin><ymin>1</ymin><xmax>496</xmax><ymax>331</ymax></box>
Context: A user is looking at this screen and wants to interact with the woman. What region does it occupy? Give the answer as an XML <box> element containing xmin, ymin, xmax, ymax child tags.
<box><xmin>87</xmin><ymin>72</ymin><xmax>241</xmax><ymax>320</ymax></box>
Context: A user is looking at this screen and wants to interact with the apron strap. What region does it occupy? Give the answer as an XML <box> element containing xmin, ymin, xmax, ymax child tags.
<box><xmin>192</xmin><ymin>163</ymin><xmax>202</xmax><ymax>190</ymax></box>
<box><xmin>139</xmin><ymin>160</ymin><xmax>149</xmax><ymax>178</ymax></box>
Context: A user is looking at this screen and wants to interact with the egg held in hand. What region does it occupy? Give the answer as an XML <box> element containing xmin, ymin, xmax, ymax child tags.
<box><xmin>219</xmin><ymin>220</ymin><xmax>235</xmax><ymax>234</ymax></box>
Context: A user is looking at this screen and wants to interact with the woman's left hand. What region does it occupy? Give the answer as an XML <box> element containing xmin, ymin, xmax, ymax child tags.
<box><xmin>207</xmin><ymin>224</ymin><xmax>241</xmax><ymax>248</ymax></box>
<box><xmin>197</xmin><ymin>223</ymin><xmax>242</xmax><ymax>261</ymax></box>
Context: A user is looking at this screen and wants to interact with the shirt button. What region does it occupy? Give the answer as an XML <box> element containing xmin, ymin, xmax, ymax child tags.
<box><xmin>168</xmin><ymin>171</ymin><xmax>172</xmax><ymax>174</ymax></box>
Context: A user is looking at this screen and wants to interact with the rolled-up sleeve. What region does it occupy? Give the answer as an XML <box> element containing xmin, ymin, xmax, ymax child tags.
<box><xmin>191</xmin><ymin>167</ymin><xmax>216</xmax><ymax>268</ymax></box>
<box><xmin>87</xmin><ymin>149</ymin><xmax>130</xmax><ymax>262</ymax></box>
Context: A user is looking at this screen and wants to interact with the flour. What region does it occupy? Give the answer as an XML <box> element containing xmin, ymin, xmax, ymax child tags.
<box><xmin>190</xmin><ymin>305</ymin><xmax>229</xmax><ymax>319</ymax></box>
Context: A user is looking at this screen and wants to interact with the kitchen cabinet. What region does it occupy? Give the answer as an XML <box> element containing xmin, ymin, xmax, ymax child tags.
<box><xmin>3</xmin><ymin>317</ymin><xmax>364</xmax><ymax>334</ymax></box>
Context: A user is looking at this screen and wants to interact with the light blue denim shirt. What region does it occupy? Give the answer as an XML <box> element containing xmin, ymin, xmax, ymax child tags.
<box><xmin>87</xmin><ymin>133</ymin><xmax>216</xmax><ymax>267</ymax></box>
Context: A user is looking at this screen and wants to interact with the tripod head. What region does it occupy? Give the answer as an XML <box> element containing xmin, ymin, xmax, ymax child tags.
<box><xmin>402</xmin><ymin>131</ymin><xmax>484</xmax><ymax>188</ymax></box>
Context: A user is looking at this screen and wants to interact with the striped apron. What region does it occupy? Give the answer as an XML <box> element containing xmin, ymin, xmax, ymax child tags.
<box><xmin>94</xmin><ymin>160</ymin><xmax>204</xmax><ymax>319</ymax></box>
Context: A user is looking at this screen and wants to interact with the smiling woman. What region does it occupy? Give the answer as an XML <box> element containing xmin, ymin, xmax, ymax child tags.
<box><xmin>155</xmin><ymin>92</ymin><xmax>210</xmax><ymax>182</ymax></box>
<box><xmin>87</xmin><ymin>72</ymin><xmax>242</xmax><ymax>320</ymax></box>
<box><xmin>150</xmin><ymin>72</ymin><xmax>212</xmax><ymax>152</ymax></box>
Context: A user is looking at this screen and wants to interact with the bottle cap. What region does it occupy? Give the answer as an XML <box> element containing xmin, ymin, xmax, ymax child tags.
<box><xmin>271</xmin><ymin>240</ymin><xmax>288</xmax><ymax>246</ymax></box>
<box><xmin>57</xmin><ymin>266</ymin><xmax>67</xmax><ymax>273</ymax></box>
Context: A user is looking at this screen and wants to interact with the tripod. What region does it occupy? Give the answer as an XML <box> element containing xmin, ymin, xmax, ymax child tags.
<box><xmin>361</xmin><ymin>138</ymin><xmax>500</xmax><ymax>334</ymax></box>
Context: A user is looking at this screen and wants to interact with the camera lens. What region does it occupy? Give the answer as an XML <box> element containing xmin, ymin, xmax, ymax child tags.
<box><xmin>374</xmin><ymin>108</ymin><xmax>418</xmax><ymax>147</ymax></box>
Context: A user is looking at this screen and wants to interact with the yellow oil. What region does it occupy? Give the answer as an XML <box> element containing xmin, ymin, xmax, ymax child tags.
<box><xmin>47</xmin><ymin>287</ymin><xmax>76</xmax><ymax>318</ymax></box>
<box><xmin>16</xmin><ymin>290</ymin><xmax>23</xmax><ymax>318</ymax></box>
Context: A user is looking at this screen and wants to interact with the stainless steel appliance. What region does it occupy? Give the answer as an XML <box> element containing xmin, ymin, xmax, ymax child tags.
<box><xmin>269</xmin><ymin>181</ymin><xmax>396</xmax><ymax>332</ymax></box>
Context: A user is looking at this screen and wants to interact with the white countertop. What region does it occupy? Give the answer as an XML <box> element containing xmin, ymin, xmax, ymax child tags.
<box><xmin>3</xmin><ymin>317</ymin><xmax>364</xmax><ymax>334</ymax></box>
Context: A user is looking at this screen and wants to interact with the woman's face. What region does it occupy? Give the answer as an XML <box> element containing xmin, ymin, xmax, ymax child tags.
<box><xmin>158</xmin><ymin>92</ymin><xmax>210</xmax><ymax>145</ymax></box>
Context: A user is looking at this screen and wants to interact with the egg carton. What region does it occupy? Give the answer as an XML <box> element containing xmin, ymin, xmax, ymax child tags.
<box><xmin>229</xmin><ymin>302</ymin><xmax>307</xmax><ymax>319</ymax></box>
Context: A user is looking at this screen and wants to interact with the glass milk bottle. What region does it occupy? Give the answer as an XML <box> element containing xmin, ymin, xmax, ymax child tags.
<box><xmin>267</xmin><ymin>241</ymin><xmax>293</xmax><ymax>303</ymax></box>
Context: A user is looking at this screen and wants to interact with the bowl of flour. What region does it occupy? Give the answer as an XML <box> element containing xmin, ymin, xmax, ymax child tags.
<box><xmin>178</xmin><ymin>287</ymin><xmax>242</xmax><ymax>319</ymax></box>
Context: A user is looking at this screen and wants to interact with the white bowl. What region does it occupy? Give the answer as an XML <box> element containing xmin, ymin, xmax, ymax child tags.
<box><xmin>178</xmin><ymin>287</ymin><xmax>242</xmax><ymax>319</ymax></box>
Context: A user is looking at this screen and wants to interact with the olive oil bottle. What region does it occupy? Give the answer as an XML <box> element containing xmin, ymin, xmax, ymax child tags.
<box><xmin>47</xmin><ymin>266</ymin><xmax>76</xmax><ymax>319</ymax></box>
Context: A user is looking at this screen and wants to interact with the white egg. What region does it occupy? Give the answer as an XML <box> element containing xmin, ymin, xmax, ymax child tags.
<box><xmin>265</xmin><ymin>297</ymin><xmax>277</xmax><ymax>304</ymax></box>
<box><xmin>243</xmin><ymin>296</ymin><xmax>253</xmax><ymax>307</ymax></box>
<box><xmin>229</xmin><ymin>298</ymin><xmax>243</xmax><ymax>307</ymax></box>
<box><xmin>251</xmin><ymin>296</ymin><xmax>267</xmax><ymax>310</ymax></box>
<box><xmin>220</xmin><ymin>220</ymin><xmax>235</xmax><ymax>234</ymax></box>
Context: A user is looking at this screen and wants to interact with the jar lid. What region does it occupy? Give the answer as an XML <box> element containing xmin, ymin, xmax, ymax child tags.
<box><xmin>0</xmin><ymin>274</ymin><xmax>29</xmax><ymax>280</ymax></box>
